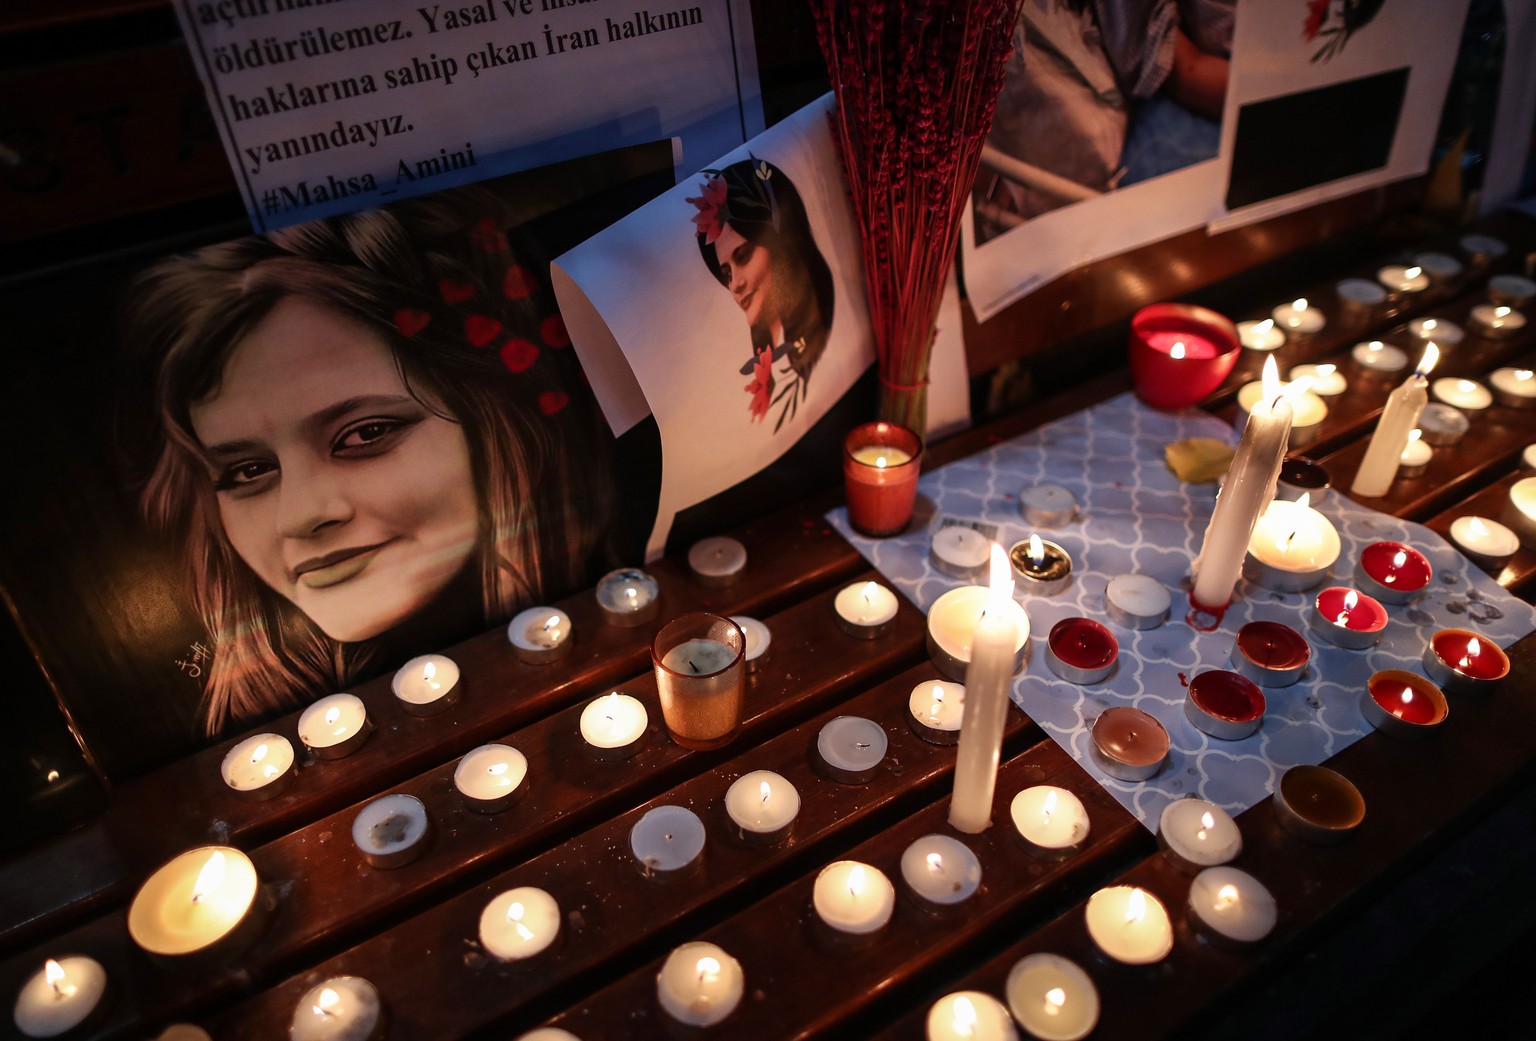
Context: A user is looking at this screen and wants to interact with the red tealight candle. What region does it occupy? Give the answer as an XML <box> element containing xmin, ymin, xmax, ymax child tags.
<box><xmin>1128</xmin><ymin>303</ymin><xmax>1242</xmax><ymax>410</ymax></box>
<box><xmin>1361</xmin><ymin>669</ymin><xmax>1448</xmax><ymax>740</ymax></box>
<box><xmin>1422</xmin><ymin>628</ymin><xmax>1511</xmax><ymax>694</ymax></box>
<box><xmin>1229</xmin><ymin>620</ymin><xmax>1310</xmax><ymax>687</ymax></box>
<box><xmin>1090</xmin><ymin>706</ymin><xmax>1170</xmax><ymax>782</ymax></box>
<box><xmin>1045</xmin><ymin>617</ymin><xmax>1119</xmax><ymax>684</ymax></box>
<box><xmin>842</xmin><ymin>422</ymin><xmax>923</xmax><ymax>538</ymax></box>
<box><xmin>1308</xmin><ymin>586</ymin><xmax>1388</xmax><ymax>649</ymax></box>
<box><xmin>1185</xmin><ymin>670</ymin><xmax>1266</xmax><ymax>740</ymax></box>
<box><xmin>1355</xmin><ymin>541</ymin><xmax>1432</xmax><ymax>604</ymax></box>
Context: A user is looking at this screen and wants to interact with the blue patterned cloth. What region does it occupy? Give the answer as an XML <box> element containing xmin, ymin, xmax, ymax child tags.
<box><xmin>829</xmin><ymin>393</ymin><xmax>1535</xmax><ymax>830</ymax></box>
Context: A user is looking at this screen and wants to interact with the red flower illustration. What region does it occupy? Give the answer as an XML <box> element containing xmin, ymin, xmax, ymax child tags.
<box><xmin>540</xmin><ymin>314</ymin><xmax>570</xmax><ymax>348</ymax></box>
<box><xmin>470</xmin><ymin>216</ymin><xmax>508</xmax><ymax>254</ymax></box>
<box><xmin>686</xmin><ymin>174</ymin><xmax>729</xmax><ymax>245</ymax></box>
<box><xmin>499</xmin><ymin>338</ymin><xmax>540</xmax><ymax>373</ymax></box>
<box><xmin>1303</xmin><ymin>0</ymin><xmax>1330</xmax><ymax>40</ymax></box>
<box><xmin>464</xmin><ymin>314</ymin><xmax>503</xmax><ymax>348</ymax></box>
<box><xmin>393</xmin><ymin>309</ymin><xmax>431</xmax><ymax>336</ymax></box>
<box><xmin>538</xmin><ymin>390</ymin><xmax>570</xmax><ymax>416</ymax></box>
<box><xmin>744</xmin><ymin>346</ymin><xmax>774</xmax><ymax>422</ymax></box>
<box><xmin>439</xmin><ymin>278</ymin><xmax>475</xmax><ymax>304</ymax></box>
<box><xmin>503</xmin><ymin>264</ymin><xmax>537</xmax><ymax>300</ymax></box>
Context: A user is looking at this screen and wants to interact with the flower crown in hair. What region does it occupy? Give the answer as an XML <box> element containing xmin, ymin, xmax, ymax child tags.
<box><xmin>686</xmin><ymin>157</ymin><xmax>779</xmax><ymax>245</ymax></box>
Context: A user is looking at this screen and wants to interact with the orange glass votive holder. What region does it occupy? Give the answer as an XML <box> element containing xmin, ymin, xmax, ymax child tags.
<box><xmin>843</xmin><ymin>422</ymin><xmax>923</xmax><ymax>537</ymax></box>
<box><xmin>651</xmin><ymin>612</ymin><xmax>746</xmax><ymax>751</ymax></box>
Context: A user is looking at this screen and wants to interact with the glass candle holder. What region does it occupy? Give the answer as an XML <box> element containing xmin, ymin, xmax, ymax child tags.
<box><xmin>843</xmin><ymin>421</ymin><xmax>923</xmax><ymax>537</ymax></box>
<box><xmin>651</xmin><ymin>612</ymin><xmax>746</xmax><ymax>751</ymax></box>
<box><xmin>1128</xmin><ymin>303</ymin><xmax>1241</xmax><ymax>410</ymax></box>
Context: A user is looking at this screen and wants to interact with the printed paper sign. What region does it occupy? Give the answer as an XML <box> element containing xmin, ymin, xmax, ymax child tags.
<box><xmin>173</xmin><ymin>0</ymin><xmax>763</xmax><ymax>230</ymax></box>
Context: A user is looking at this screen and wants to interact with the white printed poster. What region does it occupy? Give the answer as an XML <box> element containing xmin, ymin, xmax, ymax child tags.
<box><xmin>553</xmin><ymin>95</ymin><xmax>968</xmax><ymax>559</ymax></box>
<box><xmin>173</xmin><ymin>0</ymin><xmax>763</xmax><ymax>230</ymax></box>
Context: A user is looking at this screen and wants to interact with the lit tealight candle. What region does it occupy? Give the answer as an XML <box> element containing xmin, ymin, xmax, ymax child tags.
<box><xmin>1009</xmin><ymin>534</ymin><xmax>1072</xmax><ymax>596</ymax></box>
<box><xmin>1308</xmin><ymin>587</ymin><xmax>1388</xmax><ymax>650</ymax></box>
<box><xmin>908</xmin><ymin>680</ymin><xmax>966</xmax><ymax>745</ymax></box>
<box><xmin>656</xmin><ymin>943</ymin><xmax>743</xmax><ymax>1028</ymax></box>
<box><xmin>1188</xmin><ymin>866</ymin><xmax>1277</xmax><ymax>948</ymax></box>
<box><xmin>1010</xmin><ymin>786</ymin><xmax>1090</xmax><ymax>857</ymax></box>
<box><xmin>687</xmin><ymin>536</ymin><xmax>747</xmax><ymax>587</ymax></box>
<box><xmin>1470</xmin><ymin>304</ymin><xmax>1528</xmax><ymax>339</ymax></box>
<box><xmin>1158</xmin><ymin>798</ymin><xmax>1242</xmax><ymax>871</ymax></box>
<box><xmin>723</xmin><ymin>770</ymin><xmax>800</xmax><ymax>845</ymax></box>
<box><xmin>926</xmin><ymin>992</ymin><xmax>1017</xmax><ymax>1041</ymax></box>
<box><xmin>1490</xmin><ymin>367</ymin><xmax>1536</xmax><ymax>409</ymax></box>
<box><xmin>127</xmin><ymin>846</ymin><xmax>262</xmax><ymax>957</ymax></box>
<box><xmin>1355</xmin><ymin>541</ymin><xmax>1432</xmax><ymax>604</ymax></box>
<box><xmin>1351</xmin><ymin>340</ymin><xmax>1408</xmax><ymax>374</ymax></box>
<box><xmin>595</xmin><ymin>567</ymin><xmax>660</xmax><ymax>627</ymax></box>
<box><xmin>391</xmin><ymin>654</ymin><xmax>461</xmax><ymax>716</ymax></box>
<box><xmin>1238</xmin><ymin>378</ymin><xmax>1328</xmax><ymax>444</ymax></box>
<box><xmin>924</xmin><ymin>584</ymin><xmax>1030</xmax><ymax>682</ymax></box>
<box><xmin>1361</xmin><ymin>670</ymin><xmax>1449</xmax><ymax>739</ymax></box>
<box><xmin>728</xmin><ymin>615</ymin><xmax>772</xmax><ymax>673</ymax></box>
<box><xmin>1407</xmin><ymin>317</ymin><xmax>1463</xmax><ymax>348</ymax></box>
<box><xmin>1288</xmin><ymin>363</ymin><xmax>1346</xmax><ymax>396</ymax></box>
<box><xmin>479</xmin><ymin>886</ymin><xmax>560</xmax><ymax>961</ymax></box>
<box><xmin>1273</xmin><ymin>765</ymin><xmax>1365</xmax><ymax>845</ymax></box>
<box><xmin>1018</xmin><ymin>483</ymin><xmax>1079</xmax><ymax>527</ymax></box>
<box><xmin>506</xmin><ymin>607</ymin><xmax>573</xmax><ymax>665</ymax></box>
<box><xmin>930</xmin><ymin>524</ymin><xmax>993</xmax><ymax>580</ymax></box>
<box><xmin>12</xmin><ymin>957</ymin><xmax>107</xmax><ymax>1039</ymax></box>
<box><xmin>1431</xmin><ymin>377</ymin><xmax>1493</xmax><ymax>411</ymax></box>
<box><xmin>297</xmin><ymin>693</ymin><xmax>372</xmax><ymax>759</ymax></box>
<box><xmin>1084</xmin><ymin>886</ymin><xmax>1173</xmax><ymax>965</ymax></box>
<box><xmin>1104</xmin><ymin>574</ymin><xmax>1170</xmax><ymax>630</ymax></box>
<box><xmin>289</xmin><ymin>977</ymin><xmax>383</xmax><ymax>1041</ymax></box>
<box><xmin>630</xmin><ymin>804</ymin><xmax>706</xmax><ymax>877</ymax></box>
<box><xmin>833</xmin><ymin>580</ymin><xmax>900</xmax><ymax>640</ymax></box>
<box><xmin>1377</xmin><ymin>263</ymin><xmax>1429</xmax><ymax>294</ymax></box>
<box><xmin>220</xmin><ymin>733</ymin><xmax>295</xmax><ymax>798</ymax></box>
<box><xmin>1237</xmin><ymin>317</ymin><xmax>1286</xmax><ymax>351</ymax></box>
<box><xmin>1508</xmin><ymin>476</ymin><xmax>1536</xmax><ymax>546</ymax></box>
<box><xmin>815</xmin><ymin>715</ymin><xmax>888</xmax><ymax>784</ymax></box>
<box><xmin>1396</xmin><ymin>429</ymin><xmax>1431</xmax><ymax>477</ymax></box>
<box><xmin>453</xmin><ymin>743</ymin><xmax>528</xmax><ymax>814</ymax></box>
<box><xmin>579</xmin><ymin>692</ymin><xmax>649</xmax><ymax>760</ymax></box>
<box><xmin>1449</xmin><ymin>515</ymin><xmax>1520</xmax><ymax>570</ymax></box>
<box><xmin>1422</xmin><ymin>628</ymin><xmax>1511</xmax><ymax>695</ymax></box>
<box><xmin>351</xmin><ymin>794</ymin><xmax>431</xmax><ymax>869</ymax></box>
<box><xmin>813</xmin><ymin>860</ymin><xmax>895</xmax><ymax>935</ymax></box>
<box><xmin>900</xmin><ymin>834</ymin><xmax>982</xmax><ymax>908</ymax></box>
<box><xmin>1271</xmin><ymin>297</ymin><xmax>1325</xmax><ymax>336</ymax></box>
<box><xmin>1006</xmin><ymin>954</ymin><xmax>1099</xmax><ymax>1041</ymax></box>
<box><xmin>1242</xmin><ymin>494</ymin><xmax>1341</xmax><ymax>592</ymax></box>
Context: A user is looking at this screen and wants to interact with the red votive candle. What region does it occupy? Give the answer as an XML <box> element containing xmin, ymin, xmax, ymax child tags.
<box><xmin>1308</xmin><ymin>586</ymin><xmax>1388</xmax><ymax>649</ymax></box>
<box><xmin>1091</xmin><ymin>706</ymin><xmax>1169</xmax><ymax>781</ymax></box>
<box><xmin>1355</xmin><ymin>541</ymin><xmax>1432</xmax><ymax>605</ymax></box>
<box><xmin>1185</xmin><ymin>670</ymin><xmax>1266</xmax><ymax>740</ymax></box>
<box><xmin>1045</xmin><ymin>617</ymin><xmax>1118</xmax><ymax>684</ymax></box>
<box><xmin>1422</xmin><ymin>628</ymin><xmax>1511</xmax><ymax>694</ymax></box>
<box><xmin>1129</xmin><ymin>304</ymin><xmax>1242</xmax><ymax>410</ymax></box>
<box><xmin>842</xmin><ymin>422</ymin><xmax>923</xmax><ymax>537</ymax></box>
<box><xmin>1229</xmin><ymin>620</ymin><xmax>1310</xmax><ymax>687</ymax></box>
<box><xmin>1361</xmin><ymin>669</ymin><xmax>1448</xmax><ymax>739</ymax></box>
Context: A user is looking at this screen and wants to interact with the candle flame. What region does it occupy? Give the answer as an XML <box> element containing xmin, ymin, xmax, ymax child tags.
<box><xmin>760</xmin><ymin>780</ymin><xmax>771</xmax><ymax>803</ymax></box>
<box><xmin>192</xmin><ymin>850</ymin><xmax>225</xmax><ymax>904</ymax></box>
<box><xmin>848</xmin><ymin>864</ymin><xmax>866</xmax><ymax>897</ymax></box>
<box><xmin>1416</xmin><ymin>343</ymin><xmax>1440</xmax><ymax>377</ymax></box>
<box><xmin>1421</xmin><ymin>318</ymin><xmax>1438</xmax><ymax>332</ymax></box>
<box><xmin>1042</xmin><ymin>789</ymin><xmax>1057</xmax><ymax>822</ymax></box>
<box><xmin>1198</xmin><ymin>811</ymin><xmax>1215</xmax><ymax>840</ymax></box>
<box><xmin>1392</xmin><ymin>549</ymin><xmax>1408</xmax><ymax>568</ymax></box>
<box><xmin>926</xmin><ymin>852</ymin><xmax>944</xmax><ymax>873</ymax></box>
<box><xmin>1406</xmin><ymin>429</ymin><xmax>1422</xmax><ymax>447</ymax></box>
<box><xmin>696</xmin><ymin>956</ymin><xmax>720</xmax><ymax>983</ymax></box>
<box><xmin>1254</xmin><ymin>318</ymin><xmax>1274</xmax><ymax>334</ymax></box>
<box><xmin>325</xmin><ymin>705</ymin><xmax>341</xmax><ymax>726</ymax></box>
<box><xmin>1170</xmin><ymin>341</ymin><xmax>1186</xmax><ymax>360</ymax></box>
<box><xmin>544</xmin><ymin>614</ymin><xmax>561</xmax><ymax>631</ymax></box>
<box><xmin>1316</xmin><ymin>363</ymin><xmax>1336</xmax><ymax>377</ymax></box>
<box><xmin>1215</xmin><ymin>884</ymin><xmax>1240</xmax><ymax>911</ymax></box>
<box><xmin>1401</xmin><ymin>687</ymin><xmax>1414</xmax><ymax>705</ymax></box>
<box><xmin>1518</xmin><ymin>369</ymin><xmax>1533</xmax><ymax>382</ymax></box>
<box><xmin>953</xmin><ymin>996</ymin><xmax>977</xmax><ymax>1034</ymax></box>
<box><xmin>1405</xmin><ymin>266</ymin><xmax>1422</xmax><ymax>279</ymax></box>
<box><xmin>1469</xmin><ymin>517</ymin><xmax>1489</xmax><ymax>537</ymax></box>
<box><xmin>1496</xmin><ymin>306</ymin><xmax>1513</xmax><ymax>319</ymax></box>
<box><xmin>313</xmin><ymin>987</ymin><xmax>340</xmax><ymax>1018</ymax></box>
<box><xmin>507</xmin><ymin>901</ymin><xmax>525</xmax><ymax>922</ymax></box>
<box><xmin>874</xmin><ymin>454</ymin><xmax>889</xmax><ymax>468</ymax></box>
<box><xmin>1366</xmin><ymin>340</ymin><xmax>1385</xmax><ymax>353</ymax></box>
<box><xmin>1126</xmin><ymin>888</ymin><xmax>1147</xmax><ymax>924</ymax></box>
<box><xmin>1457</xmin><ymin>379</ymin><xmax>1476</xmax><ymax>393</ymax></box>
<box><xmin>1292</xmin><ymin>297</ymin><xmax>1308</xmax><ymax>312</ymax></box>
<box><xmin>251</xmin><ymin>742</ymin><xmax>268</xmax><ymax>765</ymax></box>
<box><xmin>1044</xmin><ymin>987</ymin><xmax>1066</xmax><ymax>1016</ymax></box>
<box><xmin>625</xmin><ymin>586</ymin><xmax>637</xmax><ymax>600</ymax></box>
<box><xmin>1261</xmin><ymin>355</ymin><xmax>1281</xmax><ymax>401</ymax></box>
<box><xmin>929</xmin><ymin>684</ymin><xmax>945</xmax><ymax>720</ymax></box>
<box><xmin>862</xmin><ymin>581</ymin><xmax>878</xmax><ymax>603</ymax></box>
<box><xmin>1461</xmin><ymin>637</ymin><xmax>1482</xmax><ymax>671</ymax></box>
<box><xmin>1027</xmin><ymin>534</ymin><xmax>1044</xmax><ymax>567</ymax></box>
<box><xmin>1284</xmin><ymin>374</ymin><xmax>1314</xmax><ymax>400</ymax></box>
<box><xmin>44</xmin><ymin>959</ymin><xmax>66</xmax><ymax>993</ymax></box>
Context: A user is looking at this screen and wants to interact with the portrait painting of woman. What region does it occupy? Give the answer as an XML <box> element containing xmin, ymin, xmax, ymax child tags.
<box><xmin>120</xmin><ymin>189</ymin><xmax>614</xmax><ymax>737</ymax></box>
<box><xmin>690</xmin><ymin>158</ymin><xmax>836</xmax><ymax>431</ymax></box>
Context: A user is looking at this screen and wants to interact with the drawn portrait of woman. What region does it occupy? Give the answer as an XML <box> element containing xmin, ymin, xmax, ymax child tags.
<box><xmin>120</xmin><ymin>190</ymin><xmax>613</xmax><ymax>737</ymax></box>
<box><xmin>689</xmin><ymin>158</ymin><xmax>836</xmax><ymax>431</ymax></box>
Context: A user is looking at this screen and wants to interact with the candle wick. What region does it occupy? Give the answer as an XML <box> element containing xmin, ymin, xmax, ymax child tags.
<box><xmin>687</xmin><ymin>658</ymin><xmax>700</xmax><ymax>674</ymax></box>
<box><xmin>855</xmin><ymin>742</ymin><xmax>870</xmax><ymax>749</ymax></box>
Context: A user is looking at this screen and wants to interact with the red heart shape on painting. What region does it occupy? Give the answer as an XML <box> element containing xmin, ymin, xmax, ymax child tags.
<box><xmin>470</xmin><ymin>216</ymin><xmax>506</xmax><ymax>254</ymax></box>
<box><xmin>538</xmin><ymin>390</ymin><xmax>570</xmax><ymax>416</ymax></box>
<box><xmin>439</xmin><ymin>279</ymin><xmax>475</xmax><ymax>304</ymax></box>
<box><xmin>393</xmin><ymin>309</ymin><xmax>431</xmax><ymax>337</ymax></box>
<box><xmin>500</xmin><ymin>338</ymin><xmax>539</xmax><ymax>373</ymax></box>
<box><xmin>503</xmin><ymin>265</ymin><xmax>537</xmax><ymax>300</ymax></box>
<box><xmin>540</xmin><ymin>314</ymin><xmax>570</xmax><ymax>348</ymax></box>
<box><xmin>464</xmin><ymin>315</ymin><xmax>503</xmax><ymax>348</ymax></box>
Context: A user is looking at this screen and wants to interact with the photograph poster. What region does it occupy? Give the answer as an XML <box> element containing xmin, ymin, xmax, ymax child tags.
<box><xmin>960</xmin><ymin>0</ymin><xmax>1232</xmax><ymax>321</ymax></box>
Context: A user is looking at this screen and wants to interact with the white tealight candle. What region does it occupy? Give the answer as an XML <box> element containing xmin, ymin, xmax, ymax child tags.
<box><xmin>1488</xmin><ymin>273</ymin><xmax>1536</xmax><ymax>307</ymax></box>
<box><xmin>1526</xmin><ymin>443</ymin><xmax>1536</xmax><ymax>472</ymax></box>
<box><xmin>900</xmin><ymin>834</ymin><xmax>982</xmax><ymax>907</ymax></box>
<box><xmin>1018</xmin><ymin>483</ymin><xmax>1079</xmax><ymax>527</ymax></box>
<box><xmin>506</xmin><ymin>607</ymin><xmax>573</xmax><ymax>665</ymax></box>
<box><xmin>513</xmin><ymin>1031</ymin><xmax>581</xmax><ymax>1041</ymax></box>
<box><xmin>1104</xmin><ymin>574</ymin><xmax>1170</xmax><ymax>630</ymax></box>
<box><xmin>1431</xmin><ymin>377</ymin><xmax>1493</xmax><ymax>411</ymax></box>
<box><xmin>1460</xmin><ymin>233</ymin><xmax>1508</xmax><ymax>262</ymax></box>
<box><xmin>1335</xmin><ymin>278</ymin><xmax>1388</xmax><ymax>319</ymax></box>
<box><xmin>351</xmin><ymin>794</ymin><xmax>431</xmax><ymax>869</ymax></box>
<box><xmin>579</xmin><ymin>692</ymin><xmax>649</xmax><ymax>759</ymax></box>
<box><xmin>816</xmin><ymin>715</ymin><xmax>889</xmax><ymax>783</ymax></box>
<box><xmin>391</xmin><ymin>654</ymin><xmax>461</xmax><ymax>716</ymax></box>
<box><xmin>1271</xmin><ymin>298</ymin><xmax>1324</xmax><ymax>335</ymax></box>
<box><xmin>1508</xmin><ymin>477</ymin><xmax>1536</xmax><ymax>545</ymax></box>
<box><xmin>595</xmin><ymin>567</ymin><xmax>660</xmax><ymax>627</ymax></box>
<box><xmin>153</xmin><ymin>1024</ymin><xmax>212</xmax><ymax>1041</ymax></box>
<box><xmin>1407</xmin><ymin>317</ymin><xmax>1464</xmax><ymax>348</ymax></box>
<box><xmin>1470</xmin><ymin>304</ymin><xmax>1528</xmax><ymax>338</ymax></box>
<box><xmin>834</xmin><ymin>580</ymin><xmax>900</xmax><ymax>639</ymax></box>
<box><xmin>289</xmin><ymin>976</ymin><xmax>383</xmax><ymax>1041</ymax></box>
<box><xmin>1490</xmin><ymin>368</ymin><xmax>1536</xmax><ymax>409</ymax></box>
<box><xmin>1188</xmin><ymin>866</ymin><xmax>1278</xmax><ymax>948</ymax></box>
<box><xmin>1158</xmin><ymin>799</ymin><xmax>1242</xmax><ymax>871</ymax></box>
<box><xmin>924</xmin><ymin>584</ymin><xmax>1030</xmax><ymax>682</ymax></box>
<box><xmin>660</xmin><ymin>638</ymin><xmax>737</xmax><ymax>677</ymax></box>
<box><xmin>724</xmin><ymin>770</ymin><xmax>800</xmax><ymax>844</ymax></box>
<box><xmin>1243</xmin><ymin>495</ymin><xmax>1341</xmax><ymax>592</ymax></box>
<box><xmin>908</xmin><ymin>680</ymin><xmax>966</xmax><ymax>744</ymax></box>
<box><xmin>813</xmin><ymin>860</ymin><xmax>895</xmax><ymax>935</ymax></box>
<box><xmin>1450</xmin><ymin>515</ymin><xmax>1519</xmax><ymax>569</ymax></box>
<box><xmin>220</xmin><ymin>733</ymin><xmax>295</xmax><ymax>797</ymax></box>
<box><xmin>926</xmin><ymin>992</ymin><xmax>1018</xmax><ymax>1041</ymax></box>
<box><xmin>12</xmin><ymin>957</ymin><xmax>107</xmax><ymax>1039</ymax></box>
<box><xmin>479</xmin><ymin>886</ymin><xmax>560</xmax><ymax>961</ymax></box>
<box><xmin>630</xmin><ymin>804</ymin><xmax>706</xmax><ymax>876</ymax></box>
<box><xmin>453</xmin><ymin>744</ymin><xmax>528</xmax><ymax>813</ymax></box>
<box><xmin>1006</xmin><ymin>954</ymin><xmax>1099</xmax><ymax>1041</ymax></box>
<box><xmin>1084</xmin><ymin>885</ymin><xmax>1173</xmax><ymax>965</ymax></box>
<box><xmin>687</xmin><ymin>536</ymin><xmax>748</xmax><ymax>587</ymax></box>
<box><xmin>297</xmin><ymin>693</ymin><xmax>371</xmax><ymax>759</ymax></box>
<box><xmin>1398</xmin><ymin>429</ymin><xmax>1432</xmax><ymax>475</ymax></box>
<box><xmin>728</xmin><ymin>615</ymin><xmax>772</xmax><ymax>673</ymax></box>
<box><xmin>1237</xmin><ymin>318</ymin><xmax>1286</xmax><ymax>351</ymax></box>
<box><xmin>656</xmin><ymin>942</ymin><xmax>743</xmax><ymax>1028</ymax></box>
<box><xmin>1377</xmin><ymin>264</ymin><xmax>1429</xmax><ymax>294</ymax></box>
<box><xmin>1417</xmin><ymin>403</ymin><xmax>1470</xmax><ymax>446</ymax></box>
<box><xmin>1351</xmin><ymin>340</ymin><xmax>1408</xmax><ymax>373</ymax></box>
<box><xmin>1412</xmin><ymin>251</ymin><xmax>1462</xmax><ymax>281</ymax></box>
<box><xmin>1010</xmin><ymin>786</ymin><xmax>1090</xmax><ymax>856</ymax></box>
<box><xmin>930</xmin><ymin>524</ymin><xmax>993</xmax><ymax>580</ymax></box>
<box><xmin>127</xmin><ymin>846</ymin><xmax>261</xmax><ymax>957</ymax></box>
<box><xmin>1288</xmin><ymin>363</ymin><xmax>1346</xmax><ymax>396</ymax></box>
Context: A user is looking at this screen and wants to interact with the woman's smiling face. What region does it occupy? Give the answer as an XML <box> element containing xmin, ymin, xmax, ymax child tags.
<box><xmin>189</xmin><ymin>297</ymin><xmax>479</xmax><ymax>643</ymax></box>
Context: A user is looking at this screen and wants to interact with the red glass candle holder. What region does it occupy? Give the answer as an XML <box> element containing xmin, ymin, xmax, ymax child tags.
<box><xmin>1128</xmin><ymin>304</ymin><xmax>1242</xmax><ymax>410</ymax></box>
<box><xmin>843</xmin><ymin>422</ymin><xmax>923</xmax><ymax>538</ymax></box>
